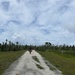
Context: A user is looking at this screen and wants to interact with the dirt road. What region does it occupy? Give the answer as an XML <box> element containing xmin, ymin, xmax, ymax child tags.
<box><xmin>3</xmin><ymin>50</ymin><xmax>62</xmax><ymax>75</ymax></box>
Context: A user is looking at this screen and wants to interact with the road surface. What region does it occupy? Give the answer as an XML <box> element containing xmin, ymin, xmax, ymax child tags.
<box><xmin>3</xmin><ymin>50</ymin><xmax>62</xmax><ymax>75</ymax></box>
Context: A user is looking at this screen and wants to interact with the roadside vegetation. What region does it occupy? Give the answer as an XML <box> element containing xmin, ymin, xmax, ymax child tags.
<box><xmin>0</xmin><ymin>39</ymin><xmax>34</xmax><ymax>75</ymax></box>
<box><xmin>0</xmin><ymin>40</ymin><xmax>75</xmax><ymax>75</ymax></box>
<box><xmin>0</xmin><ymin>50</ymin><xmax>25</xmax><ymax>75</ymax></box>
<box><xmin>39</xmin><ymin>51</ymin><xmax>75</xmax><ymax>75</ymax></box>
<box><xmin>0</xmin><ymin>39</ymin><xmax>30</xmax><ymax>52</ymax></box>
<box><xmin>35</xmin><ymin>42</ymin><xmax>75</xmax><ymax>75</ymax></box>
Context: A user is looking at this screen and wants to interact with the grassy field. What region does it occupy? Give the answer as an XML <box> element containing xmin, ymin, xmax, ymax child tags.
<box><xmin>39</xmin><ymin>51</ymin><xmax>75</xmax><ymax>75</ymax></box>
<box><xmin>0</xmin><ymin>50</ymin><xmax>25</xmax><ymax>75</ymax></box>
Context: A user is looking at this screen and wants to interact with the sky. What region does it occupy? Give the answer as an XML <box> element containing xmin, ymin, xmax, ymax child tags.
<box><xmin>0</xmin><ymin>0</ymin><xmax>75</xmax><ymax>45</ymax></box>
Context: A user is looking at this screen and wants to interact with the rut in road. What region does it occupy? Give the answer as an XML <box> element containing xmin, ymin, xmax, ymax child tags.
<box><xmin>3</xmin><ymin>50</ymin><xmax>62</xmax><ymax>75</ymax></box>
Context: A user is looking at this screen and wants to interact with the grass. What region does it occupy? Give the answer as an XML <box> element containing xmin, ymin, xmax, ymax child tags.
<box><xmin>0</xmin><ymin>50</ymin><xmax>25</xmax><ymax>75</ymax></box>
<box><xmin>38</xmin><ymin>51</ymin><xmax>75</xmax><ymax>75</ymax></box>
<box><xmin>45</xmin><ymin>61</ymin><xmax>56</xmax><ymax>71</ymax></box>
<box><xmin>32</xmin><ymin>56</ymin><xmax>44</xmax><ymax>69</ymax></box>
<box><xmin>36</xmin><ymin>64</ymin><xmax>44</xmax><ymax>69</ymax></box>
<box><xmin>49</xmin><ymin>66</ymin><xmax>56</xmax><ymax>71</ymax></box>
<box><xmin>32</xmin><ymin>56</ymin><xmax>40</xmax><ymax>63</ymax></box>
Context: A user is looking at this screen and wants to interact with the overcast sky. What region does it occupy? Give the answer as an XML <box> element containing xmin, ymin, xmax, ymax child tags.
<box><xmin>0</xmin><ymin>0</ymin><xmax>75</xmax><ymax>45</ymax></box>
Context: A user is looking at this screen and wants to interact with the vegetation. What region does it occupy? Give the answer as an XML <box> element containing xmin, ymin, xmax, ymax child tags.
<box><xmin>39</xmin><ymin>51</ymin><xmax>75</xmax><ymax>75</ymax></box>
<box><xmin>35</xmin><ymin>42</ymin><xmax>75</xmax><ymax>75</ymax></box>
<box><xmin>36</xmin><ymin>42</ymin><xmax>75</xmax><ymax>52</ymax></box>
<box><xmin>0</xmin><ymin>50</ymin><xmax>25</xmax><ymax>75</ymax></box>
<box><xmin>0</xmin><ymin>40</ymin><xmax>75</xmax><ymax>75</ymax></box>
<box><xmin>36</xmin><ymin>64</ymin><xmax>44</xmax><ymax>69</ymax></box>
<box><xmin>0</xmin><ymin>39</ymin><xmax>31</xmax><ymax>52</ymax></box>
<box><xmin>0</xmin><ymin>39</ymin><xmax>34</xmax><ymax>75</ymax></box>
<box><xmin>45</xmin><ymin>60</ymin><xmax>56</xmax><ymax>71</ymax></box>
<box><xmin>32</xmin><ymin>56</ymin><xmax>40</xmax><ymax>63</ymax></box>
<box><xmin>0</xmin><ymin>40</ymin><xmax>75</xmax><ymax>52</ymax></box>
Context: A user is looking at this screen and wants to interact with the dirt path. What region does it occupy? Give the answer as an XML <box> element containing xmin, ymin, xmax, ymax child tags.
<box><xmin>3</xmin><ymin>50</ymin><xmax>62</xmax><ymax>75</ymax></box>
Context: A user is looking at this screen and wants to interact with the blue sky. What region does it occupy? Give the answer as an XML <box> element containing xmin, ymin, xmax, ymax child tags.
<box><xmin>0</xmin><ymin>0</ymin><xmax>75</xmax><ymax>45</ymax></box>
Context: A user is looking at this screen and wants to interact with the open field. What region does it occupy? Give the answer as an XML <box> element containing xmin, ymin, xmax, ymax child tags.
<box><xmin>0</xmin><ymin>50</ymin><xmax>25</xmax><ymax>75</ymax></box>
<box><xmin>38</xmin><ymin>51</ymin><xmax>75</xmax><ymax>75</ymax></box>
<box><xmin>3</xmin><ymin>50</ymin><xmax>62</xmax><ymax>75</ymax></box>
<box><xmin>1</xmin><ymin>50</ymin><xmax>75</xmax><ymax>75</ymax></box>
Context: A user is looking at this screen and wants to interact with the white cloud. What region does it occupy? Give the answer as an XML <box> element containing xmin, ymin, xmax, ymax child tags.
<box><xmin>0</xmin><ymin>0</ymin><xmax>75</xmax><ymax>45</ymax></box>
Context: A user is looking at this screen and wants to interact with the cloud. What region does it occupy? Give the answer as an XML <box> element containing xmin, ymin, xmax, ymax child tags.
<box><xmin>0</xmin><ymin>0</ymin><xmax>75</xmax><ymax>45</ymax></box>
<box><xmin>1</xmin><ymin>1</ymin><xmax>10</xmax><ymax>11</ymax></box>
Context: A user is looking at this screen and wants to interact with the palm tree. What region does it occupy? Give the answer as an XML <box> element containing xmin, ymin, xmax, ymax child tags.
<box><xmin>6</xmin><ymin>39</ymin><xmax>8</xmax><ymax>44</ymax></box>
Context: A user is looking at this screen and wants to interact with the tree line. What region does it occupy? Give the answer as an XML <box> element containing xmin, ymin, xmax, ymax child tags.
<box><xmin>36</xmin><ymin>42</ymin><xmax>75</xmax><ymax>52</ymax></box>
<box><xmin>0</xmin><ymin>39</ymin><xmax>29</xmax><ymax>52</ymax></box>
<box><xmin>0</xmin><ymin>40</ymin><xmax>75</xmax><ymax>52</ymax></box>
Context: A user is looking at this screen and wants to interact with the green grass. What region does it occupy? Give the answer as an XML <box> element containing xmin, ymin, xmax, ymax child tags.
<box><xmin>45</xmin><ymin>61</ymin><xmax>56</xmax><ymax>71</ymax></box>
<box><xmin>0</xmin><ymin>50</ymin><xmax>25</xmax><ymax>75</ymax></box>
<box><xmin>32</xmin><ymin>56</ymin><xmax>40</xmax><ymax>63</ymax></box>
<box><xmin>36</xmin><ymin>64</ymin><xmax>44</xmax><ymax>69</ymax></box>
<box><xmin>38</xmin><ymin>51</ymin><xmax>75</xmax><ymax>75</ymax></box>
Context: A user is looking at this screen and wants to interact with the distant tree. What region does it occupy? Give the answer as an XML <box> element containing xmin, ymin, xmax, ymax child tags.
<box><xmin>0</xmin><ymin>43</ymin><xmax>1</xmax><ymax>51</ymax></box>
<box><xmin>8</xmin><ymin>41</ymin><xmax>12</xmax><ymax>51</ymax></box>
<box><xmin>45</xmin><ymin>42</ymin><xmax>52</xmax><ymax>50</ymax></box>
<box><xmin>16</xmin><ymin>42</ymin><xmax>19</xmax><ymax>50</ymax></box>
<box><xmin>6</xmin><ymin>39</ymin><xmax>8</xmax><ymax>44</ymax></box>
<box><xmin>72</xmin><ymin>45</ymin><xmax>75</xmax><ymax>51</ymax></box>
